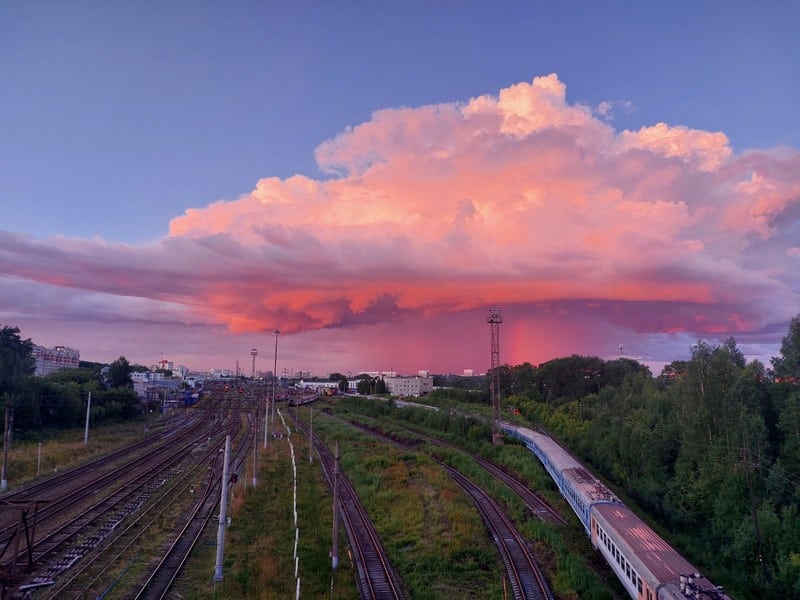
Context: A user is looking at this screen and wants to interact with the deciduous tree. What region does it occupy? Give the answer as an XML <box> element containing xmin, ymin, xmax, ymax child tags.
<box><xmin>0</xmin><ymin>325</ymin><xmax>35</xmax><ymax>396</ymax></box>
<box><xmin>773</xmin><ymin>314</ymin><xmax>800</xmax><ymax>382</ymax></box>
<box><xmin>107</xmin><ymin>356</ymin><xmax>132</xmax><ymax>388</ymax></box>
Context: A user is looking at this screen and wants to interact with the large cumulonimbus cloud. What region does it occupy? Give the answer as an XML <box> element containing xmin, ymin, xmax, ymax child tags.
<box><xmin>166</xmin><ymin>74</ymin><xmax>800</xmax><ymax>337</ymax></box>
<box><xmin>3</xmin><ymin>74</ymin><xmax>799</xmax><ymax>347</ymax></box>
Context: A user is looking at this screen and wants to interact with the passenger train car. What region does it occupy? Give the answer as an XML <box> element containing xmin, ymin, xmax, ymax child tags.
<box><xmin>502</xmin><ymin>423</ymin><xmax>730</xmax><ymax>600</ymax></box>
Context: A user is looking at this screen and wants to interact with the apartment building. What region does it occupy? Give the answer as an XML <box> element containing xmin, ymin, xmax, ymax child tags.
<box><xmin>33</xmin><ymin>345</ymin><xmax>80</xmax><ymax>376</ymax></box>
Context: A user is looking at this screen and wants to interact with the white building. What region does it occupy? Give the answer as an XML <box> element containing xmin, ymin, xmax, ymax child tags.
<box><xmin>384</xmin><ymin>376</ymin><xmax>433</xmax><ymax>397</ymax></box>
<box><xmin>33</xmin><ymin>345</ymin><xmax>80</xmax><ymax>376</ymax></box>
<box><xmin>131</xmin><ymin>371</ymin><xmax>167</xmax><ymax>383</ymax></box>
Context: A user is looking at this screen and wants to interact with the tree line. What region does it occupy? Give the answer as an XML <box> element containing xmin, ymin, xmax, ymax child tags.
<box><xmin>0</xmin><ymin>326</ymin><xmax>143</xmax><ymax>435</ymax></box>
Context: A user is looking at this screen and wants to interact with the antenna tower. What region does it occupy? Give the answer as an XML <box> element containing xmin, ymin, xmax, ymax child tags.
<box><xmin>250</xmin><ymin>348</ymin><xmax>258</xmax><ymax>379</ymax></box>
<box><xmin>487</xmin><ymin>308</ymin><xmax>503</xmax><ymax>444</ymax></box>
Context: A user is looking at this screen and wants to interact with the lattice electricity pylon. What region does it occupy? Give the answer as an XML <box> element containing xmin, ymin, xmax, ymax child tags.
<box><xmin>487</xmin><ymin>308</ymin><xmax>503</xmax><ymax>443</ymax></box>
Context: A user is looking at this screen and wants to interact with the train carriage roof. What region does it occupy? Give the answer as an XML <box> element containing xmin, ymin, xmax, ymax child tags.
<box><xmin>515</xmin><ymin>426</ymin><xmax>583</xmax><ymax>472</ymax></box>
<box><xmin>593</xmin><ymin>503</ymin><xmax>703</xmax><ymax>584</ymax></box>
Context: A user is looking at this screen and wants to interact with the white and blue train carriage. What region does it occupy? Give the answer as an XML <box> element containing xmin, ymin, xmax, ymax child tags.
<box><xmin>502</xmin><ymin>422</ymin><xmax>731</xmax><ymax>600</ymax></box>
<box><xmin>502</xmin><ymin>424</ymin><xmax>619</xmax><ymax>533</ymax></box>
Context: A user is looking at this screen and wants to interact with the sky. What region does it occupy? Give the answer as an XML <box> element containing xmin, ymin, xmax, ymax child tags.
<box><xmin>1</xmin><ymin>1</ymin><xmax>799</xmax><ymax>377</ymax></box>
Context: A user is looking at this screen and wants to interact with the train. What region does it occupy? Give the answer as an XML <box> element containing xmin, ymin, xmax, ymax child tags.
<box><xmin>501</xmin><ymin>423</ymin><xmax>730</xmax><ymax>600</ymax></box>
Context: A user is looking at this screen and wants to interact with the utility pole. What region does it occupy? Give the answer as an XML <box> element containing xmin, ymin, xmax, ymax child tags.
<box><xmin>252</xmin><ymin>410</ymin><xmax>258</xmax><ymax>488</ymax></box>
<box><xmin>487</xmin><ymin>308</ymin><xmax>503</xmax><ymax>444</ymax></box>
<box><xmin>331</xmin><ymin>440</ymin><xmax>340</xmax><ymax>570</ymax></box>
<box><xmin>84</xmin><ymin>391</ymin><xmax>92</xmax><ymax>444</ymax></box>
<box><xmin>264</xmin><ymin>396</ymin><xmax>269</xmax><ymax>450</ymax></box>
<box><xmin>1</xmin><ymin>405</ymin><xmax>12</xmax><ymax>491</ymax></box>
<box><xmin>309</xmin><ymin>405</ymin><xmax>314</xmax><ymax>463</ymax></box>
<box><xmin>214</xmin><ymin>435</ymin><xmax>232</xmax><ymax>581</ymax></box>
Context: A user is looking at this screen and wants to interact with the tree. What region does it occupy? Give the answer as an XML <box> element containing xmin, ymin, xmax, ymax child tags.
<box><xmin>773</xmin><ymin>314</ymin><xmax>800</xmax><ymax>382</ymax></box>
<box><xmin>107</xmin><ymin>356</ymin><xmax>132</xmax><ymax>388</ymax></box>
<box><xmin>0</xmin><ymin>325</ymin><xmax>35</xmax><ymax>396</ymax></box>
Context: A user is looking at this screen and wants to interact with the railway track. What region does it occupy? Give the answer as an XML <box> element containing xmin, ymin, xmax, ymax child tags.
<box><xmin>29</xmin><ymin>413</ymin><xmax>246</xmax><ymax>599</ymax></box>
<box><xmin>0</xmin><ymin>412</ymin><xmax>205</xmax><ymax>536</ymax></box>
<box><xmin>0</xmin><ymin>405</ymin><xmax>239</xmax><ymax>598</ymax></box>
<box><xmin>317</xmin><ymin>411</ymin><xmax>555</xmax><ymax>600</ymax></box>
<box><xmin>33</xmin><ymin>443</ymin><xmax>222</xmax><ymax>599</ymax></box>
<box><xmin>290</xmin><ymin>411</ymin><xmax>405</xmax><ymax>600</ymax></box>
<box><xmin>2</xmin><ymin>421</ymin><xmax>224</xmax><ymax>573</ymax></box>
<box><xmin>323</xmin><ymin>412</ymin><xmax>565</xmax><ymax>525</ymax></box>
<box><xmin>441</xmin><ymin>465</ymin><xmax>554</xmax><ymax>600</ymax></box>
<box><xmin>401</xmin><ymin>428</ymin><xmax>565</xmax><ymax>525</ymax></box>
<box><xmin>133</xmin><ymin>414</ymin><xmax>251</xmax><ymax>600</ymax></box>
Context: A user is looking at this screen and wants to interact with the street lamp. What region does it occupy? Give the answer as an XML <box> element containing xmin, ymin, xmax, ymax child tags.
<box><xmin>271</xmin><ymin>330</ymin><xmax>279</xmax><ymax>425</ymax></box>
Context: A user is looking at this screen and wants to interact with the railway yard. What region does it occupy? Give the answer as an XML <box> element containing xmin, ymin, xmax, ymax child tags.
<box><xmin>0</xmin><ymin>384</ymin><xmax>625</xmax><ymax>600</ymax></box>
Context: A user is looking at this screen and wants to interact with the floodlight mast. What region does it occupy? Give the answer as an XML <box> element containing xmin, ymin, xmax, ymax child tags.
<box><xmin>487</xmin><ymin>308</ymin><xmax>503</xmax><ymax>444</ymax></box>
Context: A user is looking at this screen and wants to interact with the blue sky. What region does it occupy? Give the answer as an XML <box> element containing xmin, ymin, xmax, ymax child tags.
<box><xmin>0</xmin><ymin>1</ymin><xmax>800</xmax><ymax>370</ymax></box>
<box><xmin>4</xmin><ymin>2</ymin><xmax>797</xmax><ymax>242</ymax></box>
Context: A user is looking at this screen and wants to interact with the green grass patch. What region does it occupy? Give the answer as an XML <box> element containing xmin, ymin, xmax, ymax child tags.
<box><xmin>175</xmin><ymin>419</ymin><xmax>358</xmax><ymax>599</ymax></box>
<box><xmin>1</xmin><ymin>419</ymin><xmax>156</xmax><ymax>488</ymax></box>
<box><xmin>310</xmin><ymin>413</ymin><xmax>504</xmax><ymax>599</ymax></box>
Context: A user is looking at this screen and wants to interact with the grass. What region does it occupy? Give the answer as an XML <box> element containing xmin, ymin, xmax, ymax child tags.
<box><xmin>174</xmin><ymin>413</ymin><xmax>359</xmax><ymax>599</ymax></box>
<box><xmin>310</xmin><ymin>412</ymin><xmax>504</xmax><ymax>599</ymax></box>
<box><xmin>1</xmin><ymin>418</ymin><xmax>156</xmax><ymax>489</ymax></box>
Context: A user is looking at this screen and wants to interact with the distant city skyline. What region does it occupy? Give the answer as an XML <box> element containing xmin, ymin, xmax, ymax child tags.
<box><xmin>2</xmin><ymin>3</ymin><xmax>798</xmax><ymax>376</ymax></box>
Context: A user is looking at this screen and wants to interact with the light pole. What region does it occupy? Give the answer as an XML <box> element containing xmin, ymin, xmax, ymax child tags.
<box><xmin>252</xmin><ymin>409</ymin><xmax>258</xmax><ymax>487</ymax></box>
<box><xmin>271</xmin><ymin>330</ymin><xmax>279</xmax><ymax>424</ymax></box>
<box><xmin>262</xmin><ymin>360</ymin><xmax>270</xmax><ymax>449</ymax></box>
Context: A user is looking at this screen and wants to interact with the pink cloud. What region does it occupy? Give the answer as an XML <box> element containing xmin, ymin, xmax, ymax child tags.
<box><xmin>2</xmin><ymin>74</ymin><xmax>799</xmax><ymax>371</ymax></box>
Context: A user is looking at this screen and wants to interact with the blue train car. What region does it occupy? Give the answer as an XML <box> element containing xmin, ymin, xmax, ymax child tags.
<box><xmin>503</xmin><ymin>424</ymin><xmax>617</xmax><ymax>533</ymax></box>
